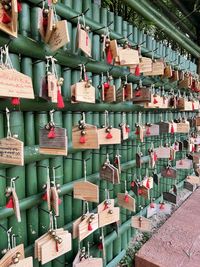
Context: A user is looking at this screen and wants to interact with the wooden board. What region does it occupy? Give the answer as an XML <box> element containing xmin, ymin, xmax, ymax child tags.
<box><xmin>77</xmin><ymin>27</ymin><xmax>91</xmax><ymax>57</ymax></box>
<box><xmin>73</xmin><ymin>217</ymin><xmax>83</xmax><ymax>239</ymax></box>
<box><xmin>97</xmin><ymin>199</ymin><xmax>115</xmax><ymax>213</ymax></box>
<box><xmin>131</xmin><ymin>216</ymin><xmax>151</xmax><ymax>232</ymax></box>
<box><xmin>186</xmin><ymin>175</ymin><xmax>200</xmax><ymax>185</ymax></box>
<box><xmin>117</xmin><ymin>193</ymin><xmax>135</xmax><ymax>212</ymax></box>
<box><xmin>103</xmin><ymin>84</ymin><xmax>116</xmax><ymax>103</ymax></box>
<box><xmin>139</xmin><ymin>57</ymin><xmax>152</xmax><ymax>73</ymax></box>
<box><xmin>176</xmin><ymin>159</ymin><xmax>193</xmax><ymax>169</ymax></box>
<box><xmin>163</xmin><ymin>192</ymin><xmax>177</xmax><ymax>204</ymax></box>
<box><xmin>144</xmin><ymin>124</ymin><xmax>159</xmax><ymax>137</ymax></box>
<box><xmin>44</xmin><ymin>8</ymin><xmax>54</xmax><ymax>43</ymax></box>
<box><xmin>99</xmin><ymin>165</ymin><xmax>114</xmax><ymax>183</ymax></box>
<box><xmin>118</xmin><ymin>48</ymin><xmax>139</xmax><ymax>65</ymax></box>
<box><xmin>98</xmin><ymin>207</ymin><xmax>120</xmax><ymax>228</ymax></box>
<box><xmin>154</xmin><ymin>147</ymin><xmax>170</xmax><ymax>159</ymax></box>
<box><xmin>184</xmin><ymin>181</ymin><xmax>197</xmax><ymax>192</ymax></box>
<box><xmin>9</xmin><ymin>257</ymin><xmax>33</xmax><ymax>267</ymax></box>
<box><xmin>176</xmin><ymin>122</ymin><xmax>190</xmax><ymax>133</ymax></box>
<box><xmin>0</xmin><ymin>244</ymin><xmax>24</xmax><ymax>267</ymax></box>
<box><xmin>0</xmin><ymin>137</ymin><xmax>24</xmax><ymax>166</ymax></box>
<box><xmin>41</xmin><ymin>231</ymin><xmax>71</xmax><ymax>264</ymax></box>
<box><xmin>72</xmin><ymin>124</ymin><xmax>99</xmax><ymax>149</ymax></box>
<box><xmin>75</xmin><ymin>258</ymin><xmax>103</xmax><ymax>267</ymax></box>
<box><xmin>98</xmin><ymin>128</ymin><xmax>121</xmax><ymax>145</ymax></box>
<box><xmin>143</xmin><ymin>60</ymin><xmax>164</xmax><ymax>76</ymax></box>
<box><xmin>71</xmin><ymin>81</ymin><xmax>95</xmax><ymax>103</ymax></box>
<box><xmin>132</xmin><ymin>87</ymin><xmax>151</xmax><ymax>103</ymax></box>
<box><xmin>161</xmin><ymin>168</ymin><xmax>177</xmax><ymax>179</ymax></box>
<box><xmin>0</xmin><ymin>69</ymin><xmax>34</xmax><ymax>99</ymax></box>
<box><xmin>78</xmin><ymin>213</ymin><xmax>99</xmax><ymax>241</ymax></box>
<box><xmin>74</xmin><ymin>181</ymin><xmax>99</xmax><ymax>203</ymax></box>
<box><xmin>49</xmin><ymin>20</ymin><xmax>70</xmax><ymax>52</ymax></box>
<box><xmin>158</xmin><ymin>121</ymin><xmax>170</xmax><ymax>134</ymax></box>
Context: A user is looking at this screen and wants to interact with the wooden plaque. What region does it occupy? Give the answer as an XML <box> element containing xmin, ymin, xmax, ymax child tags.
<box><xmin>73</xmin><ymin>216</ymin><xmax>84</xmax><ymax>239</ymax></box>
<box><xmin>116</xmin><ymin>86</ymin><xmax>125</xmax><ymax>102</ymax></box>
<box><xmin>47</xmin><ymin>74</ymin><xmax>58</xmax><ymax>102</ymax></box>
<box><xmin>132</xmin><ymin>87</ymin><xmax>151</xmax><ymax>103</ymax></box>
<box><xmin>144</xmin><ymin>124</ymin><xmax>159</xmax><ymax>137</ymax></box>
<box><xmin>78</xmin><ymin>27</ymin><xmax>91</xmax><ymax>57</ymax></box>
<box><xmin>39</xmin><ymin>127</ymin><xmax>68</xmax><ymax>156</ymax></box>
<box><xmin>144</xmin><ymin>60</ymin><xmax>164</xmax><ymax>76</ymax></box>
<box><xmin>78</xmin><ymin>214</ymin><xmax>98</xmax><ymax>241</ymax></box>
<box><xmin>97</xmin><ymin>199</ymin><xmax>115</xmax><ymax>213</ymax></box>
<box><xmin>141</xmin><ymin>177</ymin><xmax>153</xmax><ymax>189</ymax></box>
<box><xmin>72</xmin><ymin>124</ymin><xmax>99</xmax><ymax>149</ymax></box>
<box><xmin>154</xmin><ymin>147</ymin><xmax>170</xmax><ymax>159</ymax></box>
<box><xmin>0</xmin><ymin>244</ymin><xmax>25</xmax><ymax>267</ymax></box>
<box><xmin>44</xmin><ymin>8</ymin><xmax>54</xmax><ymax>43</ymax></box>
<box><xmin>121</xmin><ymin>124</ymin><xmax>129</xmax><ymax>140</ymax></box>
<box><xmin>98</xmin><ymin>207</ymin><xmax>120</xmax><ymax>228</ymax></box>
<box><xmin>71</xmin><ymin>81</ymin><xmax>95</xmax><ymax>103</ymax></box>
<box><xmin>100</xmin><ymin>165</ymin><xmax>114</xmax><ymax>183</ymax></box>
<box><xmin>0</xmin><ymin>137</ymin><xmax>24</xmax><ymax>166</ymax></box>
<box><xmin>161</xmin><ymin>168</ymin><xmax>176</xmax><ymax>179</ymax></box>
<box><xmin>0</xmin><ymin>69</ymin><xmax>34</xmax><ymax>99</ymax></box>
<box><xmin>176</xmin><ymin>158</ymin><xmax>193</xmax><ymax>169</ymax></box>
<box><xmin>163</xmin><ymin>192</ymin><xmax>177</xmax><ymax>204</ymax></box>
<box><xmin>139</xmin><ymin>186</ymin><xmax>150</xmax><ymax>200</ymax></box>
<box><xmin>109</xmin><ymin>40</ymin><xmax>118</xmax><ymax>58</ymax></box>
<box><xmin>0</xmin><ymin>0</ymin><xmax>18</xmax><ymax>37</ymax></box>
<box><xmin>139</xmin><ymin>57</ymin><xmax>152</xmax><ymax>73</ymax></box>
<box><xmin>119</xmin><ymin>48</ymin><xmax>139</xmax><ymax>65</ymax></box>
<box><xmin>74</xmin><ymin>181</ymin><xmax>99</xmax><ymax>203</ymax></box>
<box><xmin>117</xmin><ymin>193</ymin><xmax>135</xmax><ymax>212</ymax></box>
<box><xmin>9</xmin><ymin>257</ymin><xmax>33</xmax><ymax>267</ymax></box>
<box><xmin>184</xmin><ymin>181</ymin><xmax>196</xmax><ymax>192</ymax></box>
<box><xmin>75</xmin><ymin>258</ymin><xmax>103</xmax><ymax>267</ymax></box>
<box><xmin>176</xmin><ymin>122</ymin><xmax>190</xmax><ymax>133</ymax></box>
<box><xmin>158</xmin><ymin>121</ymin><xmax>170</xmax><ymax>134</ymax></box>
<box><xmin>103</xmin><ymin>84</ymin><xmax>116</xmax><ymax>103</ymax></box>
<box><xmin>131</xmin><ymin>216</ymin><xmax>151</xmax><ymax>232</ymax></box>
<box><xmin>41</xmin><ymin>231</ymin><xmax>71</xmax><ymax>264</ymax></box>
<box><xmin>49</xmin><ymin>20</ymin><xmax>70</xmax><ymax>52</ymax></box>
<box><xmin>98</xmin><ymin>128</ymin><xmax>121</xmax><ymax>145</ymax></box>
<box><xmin>186</xmin><ymin>175</ymin><xmax>200</xmax><ymax>185</ymax></box>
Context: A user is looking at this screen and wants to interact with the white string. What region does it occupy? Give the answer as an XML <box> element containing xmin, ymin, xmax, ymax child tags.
<box><xmin>82</xmin><ymin>14</ymin><xmax>86</xmax><ymax>29</ymax></box>
<box><xmin>87</xmin><ymin>242</ymin><xmax>90</xmax><ymax>258</ymax></box>
<box><xmin>122</xmin><ymin>112</ymin><xmax>126</xmax><ymax>124</ymax></box>
<box><xmin>138</xmin><ymin>112</ymin><xmax>142</xmax><ymax>125</ymax></box>
<box><xmin>82</xmin><ymin>112</ymin><xmax>86</xmax><ymax>123</ymax></box>
<box><xmin>7</xmin><ymin>228</ymin><xmax>12</xmax><ymax>250</ymax></box>
<box><xmin>54</xmin><ymin>214</ymin><xmax>57</xmax><ymax>230</ymax></box>
<box><xmin>4</xmin><ymin>46</ymin><xmax>13</xmax><ymax>69</ymax></box>
<box><xmin>101</xmin><ymin>72</ymin><xmax>104</xmax><ymax>84</ymax></box>
<box><xmin>52</xmin><ymin>5</ymin><xmax>58</xmax><ymax>23</ymax></box>
<box><xmin>49</xmin><ymin>211</ymin><xmax>54</xmax><ymax>230</ymax></box>
<box><xmin>49</xmin><ymin>109</ymin><xmax>55</xmax><ymax>124</ymax></box>
<box><xmin>124</xmin><ymin>180</ymin><xmax>127</xmax><ymax>193</ymax></box>
<box><xmin>84</xmin><ymin>160</ymin><xmax>87</xmax><ymax>181</ymax></box>
<box><xmin>106</xmin><ymin>153</ymin><xmax>110</xmax><ymax>163</ymax></box>
<box><xmin>83</xmin><ymin>201</ymin><xmax>89</xmax><ymax>214</ymax></box>
<box><xmin>52</xmin><ymin>167</ymin><xmax>56</xmax><ymax>185</ymax></box>
<box><xmin>6</xmin><ymin>108</ymin><xmax>11</xmax><ymax>138</ymax></box>
<box><xmin>105</xmin><ymin>110</ymin><xmax>109</xmax><ymax>127</ymax></box>
<box><xmin>11</xmin><ymin>234</ymin><xmax>16</xmax><ymax>248</ymax></box>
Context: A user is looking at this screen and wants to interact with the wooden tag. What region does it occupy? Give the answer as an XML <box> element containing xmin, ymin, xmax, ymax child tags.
<box><xmin>78</xmin><ymin>213</ymin><xmax>98</xmax><ymax>241</ymax></box>
<box><xmin>98</xmin><ymin>128</ymin><xmax>121</xmax><ymax>145</ymax></box>
<box><xmin>163</xmin><ymin>192</ymin><xmax>177</xmax><ymax>204</ymax></box>
<box><xmin>121</xmin><ymin>124</ymin><xmax>129</xmax><ymax>140</ymax></box>
<box><xmin>176</xmin><ymin>158</ymin><xmax>193</xmax><ymax>169</ymax></box>
<box><xmin>117</xmin><ymin>193</ymin><xmax>135</xmax><ymax>212</ymax></box>
<box><xmin>132</xmin><ymin>87</ymin><xmax>151</xmax><ymax>103</ymax></box>
<box><xmin>184</xmin><ymin>181</ymin><xmax>197</xmax><ymax>192</ymax></box>
<box><xmin>164</xmin><ymin>65</ymin><xmax>172</xmax><ymax>78</ymax></box>
<box><xmin>41</xmin><ymin>231</ymin><xmax>71</xmax><ymax>264</ymax></box>
<box><xmin>39</xmin><ymin>127</ymin><xmax>68</xmax><ymax>156</ymax></box>
<box><xmin>12</xmin><ymin>189</ymin><xmax>21</xmax><ymax>222</ymax></box>
<box><xmin>154</xmin><ymin>146</ymin><xmax>170</xmax><ymax>159</ymax></box>
<box><xmin>0</xmin><ymin>0</ymin><xmax>18</xmax><ymax>37</ymax></box>
<box><xmin>99</xmin><ymin>164</ymin><xmax>115</xmax><ymax>184</ymax></box>
<box><xmin>103</xmin><ymin>84</ymin><xmax>116</xmax><ymax>103</ymax></box>
<box><xmin>186</xmin><ymin>175</ymin><xmax>200</xmax><ymax>186</ymax></box>
<box><xmin>131</xmin><ymin>216</ymin><xmax>151</xmax><ymax>232</ymax></box>
<box><xmin>74</xmin><ymin>181</ymin><xmax>99</xmax><ymax>203</ymax></box>
<box><xmin>75</xmin><ymin>258</ymin><xmax>103</xmax><ymax>267</ymax></box>
<box><xmin>0</xmin><ymin>137</ymin><xmax>24</xmax><ymax>166</ymax></box>
<box><xmin>44</xmin><ymin>9</ymin><xmax>54</xmax><ymax>43</ymax></box>
<box><xmin>144</xmin><ymin>60</ymin><xmax>164</xmax><ymax>76</ymax></box>
<box><xmin>136</xmin><ymin>152</ymin><xmax>143</xmax><ymax>168</ymax></box>
<box><xmin>73</xmin><ymin>216</ymin><xmax>84</xmax><ymax>239</ymax></box>
<box><xmin>131</xmin><ymin>180</ymin><xmax>140</xmax><ymax>196</ymax></box>
<box><xmin>124</xmin><ymin>83</ymin><xmax>133</xmax><ymax>101</ymax></box>
<box><xmin>98</xmin><ymin>207</ymin><xmax>120</xmax><ymax>228</ymax></box>
<box><xmin>51</xmin><ymin>186</ymin><xmax>59</xmax><ymax>216</ymax></box>
<box><xmin>171</xmin><ymin>70</ymin><xmax>179</xmax><ymax>81</ymax></box>
<box><xmin>0</xmin><ymin>69</ymin><xmax>34</xmax><ymax>99</ymax></box>
<box><xmin>112</xmin><ymin>165</ymin><xmax>120</xmax><ymax>184</ymax></box>
<box><xmin>71</xmin><ymin>81</ymin><xmax>95</xmax><ymax>103</ymax></box>
<box><xmin>78</xmin><ymin>26</ymin><xmax>91</xmax><ymax>57</ymax></box>
<box><xmin>0</xmin><ymin>244</ymin><xmax>25</xmax><ymax>267</ymax></box>
<box><xmin>158</xmin><ymin>121</ymin><xmax>170</xmax><ymax>134</ymax></box>
<box><xmin>161</xmin><ymin>167</ymin><xmax>176</xmax><ymax>179</ymax></box>
<box><xmin>109</xmin><ymin>40</ymin><xmax>118</xmax><ymax>58</ymax></box>
<box><xmin>176</xmin><ymin>122</ymin><xmax>190</xmax><ymax>133</ymax></box>
<box><xmin>141</xmin><ymin>177</ymin><xmax>153</xmax><ymax>189</ymax></box>
<box><xmin>195</xmin><ymin>117</ymin><xmax>200</xmax><ymax>126</ymax></box>
<box><xmin>144</xmin><ymin>95</ymin><xmax>163</xmax><ymax>109</ymax></box>
<box><xmin>49</xmin><ymin>20</ymin><xmax>70</xmax><ymax>52</ymax></box>
<box><xmin>9</xmin><ymin>257</ymin><xmax>33</xmax><ymax>267</ymax></box>
<box><xmin>177</xmin><ymin>98</ymin><xmax>192</xmax><ymax>110</ymax></box>
<box><xmin>139</xmin><ymin>57</ymin><xmax>152</xmax><ymax>73</ymax></box>
<box><xmin>118</xmin><ymin>48</ymin><xmax>139</xmax><ymax>65</ymax></box>
<box><xmin>139</xmin><ymin>185</ymin><xmax>150</xmax><ymax>200</ymax></box>
<box><xmin>72</xmin><ymin>124</ymin><xmax>99</xmax><ymax>149</ymax></box>
<box><xmin>97</xmin><ymin>199</ymin><xmax>115</xmax><ymax>213</ymax></box>
<box><xmin>144</xmin><ymin>124</ymin><xmax>159</xmax><ymax>137</ymax></box>
<box><xmin>47</xmin><ymin>74</ymin><xmax>58</xmax><ymax>102</ymax></box>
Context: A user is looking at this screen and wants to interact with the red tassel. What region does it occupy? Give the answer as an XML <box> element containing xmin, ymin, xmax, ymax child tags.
<box><xmin>153</xmin><ymin>97</ymin><xmax>158</xmax><ymax>104</ymax></box>
<box><xmin>126</xmin><ymin>126</ymin><xmax>130</xmax><ymax>133</ymax></box>
<box><xmin>42</xmin><ymin>192</ymin><xmax>48</xmax><ymax>201</ymax></box>
<box><xmin>98</xmin><ymin>242</ymin><xmax>103</xmax><ymax>250</ymax></box>
<box><xmin>57</xmin><ymin>89</ymin><xmax>65</xmax><ymax>109</ymax></box>
<box><xmin>114</xmin><ymin>158</ymin><xmax>118</xmax><ymax>165</ymax></box>
<box><xmin>131</xmin><ymin>181</ymin><xmax>135</xmax><ymax>187</ymax></box>
<box><xmin>106</xmin><ymin>132</ymin><xmax>113</xmax><ymax>139</ymax></box>
<box><xmin>170</xmin><ymin>124</ymin><xmax>174</xmax><ymax>134</ymax></box>
<box><xmin>135</xmin><ymin>127</ymin><xmax>139</xmax><ymax>135</ymax></box>
<box><xmin>11</xmin><ymin>97</ymin><xmax>20</xmax><ymax>106</ymax></box>
<box><xmin>58</xmin><ymin>198</ymin><xmax>62</xmax><ymax>205</ymax></box>
<box><xmin>159</xmin><ymin>203</ymin><xmax>165</xmax><ymax>210</ymax></box>
<box><xmin>135</xmin><ymin>64</ymin><xmax>140</xmax><ymax>76</ymax></box>
<box><xmin>48</xmin><ymin>128</ymin><xmax>56</xmax><ymax>139</ymax></box>
<box><xmin>79</xmin><ymin>135</ymin><xmax>86</xmax><ymax>144</ymax></box>
<box><xmin>192</xmin><ymin>145</ymin><xmax>195</xmax><ymax>152</ymax></box>
<box><xmin>106</xmin><ymin>48</ymin><xmax>113</xmax><ymax>64</ymax></box>
<box><xmin>124</xmin><ymin>194</ymin><xmax>129</xmax><ymax>203</ymax></box>
<box><xmin>146</xmin><ymin>179</ymin><xmax>150</xmax><ymax>189</ymax></box>
<box><xmin>150</xmin><ymin>202</ymin><xmax>155</xmax><ymax>209</ymax></box>
<box><xmin>2</xmin><ymin>11</ymin><xmax>11</xmax><ymax>24</ymax></box>
<box><xmin>135</xmin><ymin>90</ymin><xmax>141</xmax><ymax>97</ymax></box>
<box><xmin>88</xmin><ymin>223</ymin><xmax>93</xmax><ymax>231</ymax></box>
<box><xmin>169</xmin><ymin>155</ymin><xmax>173</xmax><ymax>161</ymax></box>
<box><xmin>43</xmin><ymin>17</ymin><xmax>48</xmax><ymax>33</ymax></box>
<box><xmin>56</xmin><ymin>241</ymin><xmax>59</xmax><ymax>252</ymax></box>
<box><xmin>138</xmin><ymin>188</ymin><xmax>142</xmax><ymax>195</ymax></box>
<box><xmin>192</xmin><ymin>102</ymin><xmax>195</xmax><ymax>111</ymax></box>
<box><xmin>154</xmin><ymin>152</ymin><xmax>157</xmax><ymax>161</ymax></box>
<box><xmin>17</xmin><ymin>1</ymin><xmax>22</xmax><ymax>12</ymax></box>
<box><xmin>103</xmin><ymin>82</ymin><xmax>110</xmax><ymax>90</ymax></box>
<box><xmin>146</xmin><ymin>127</ymin><xmax>150</xmax><ymax>135</ymax></box>
<box><xmin>6</xmin><ymin>196</ymin><xmax>14</xmax><ymax>209</ymax></box>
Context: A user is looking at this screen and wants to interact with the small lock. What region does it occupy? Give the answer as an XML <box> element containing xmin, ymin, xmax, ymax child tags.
<box><xmin>49</xmin><ymin>229</ymin><xmax>56</xmax><ymax>236</ymax></box>
<box><xmin>81</xmin><ymin>130</ymin><xmax>86</xmax><ymax>136</ymax></box>
<box><xmin>90</xmin><ymin>213</ymin><xmax>95</xmax><ymax>220</ymax></box>
<box><xmin>81</xmin><ymin>214</ymin><xmax>87</xmax><ymax>221</ymax></box>
<box><xmin>104</xmin><ymin>199</ymin><xmax>111</xmax><ymax>206</ymax></box>
<box><xmin>119</xmin><ymin>123</ymin><xmax>123</xmax><ymax>128</ymax></box>
<box><xmin>12</xmin><ymin>256</ymin><xmax>19</xmax><ymax>264</ymax></box>
<box><xmin>16</xmin><ymin>252</ymin><xmax>21</xmax><ymax>258</ymax></box>
<box><xmin>85</xmin><ymin>79</ymin><xmax>92</xmax><ymax>88</ymax></box>
<box><xmin>42</xmin><ymin>8</ymin><xmax>49</xmax><ymax>17</ymax></box>
<box><xmin>5</xmin><ymin>186</ymin><xmax>12</xmax><ymax>196</ymax></box>
<box><xmin>57</xmin><ymin>77</ymin><xmax>64</xmax><ymax>86</ymax></box>
<box><xmin>108</xmin><ymin>209</ymin><xmax>113</xmax><ymax>214</ymax></box>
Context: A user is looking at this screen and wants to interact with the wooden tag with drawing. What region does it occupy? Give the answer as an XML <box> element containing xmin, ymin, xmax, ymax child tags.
<box><xmin>144</xmin><ymin>124</ymin><xmax>159</xmax><ymax>137</ymax></box>
<box><xmin>98</xmin><ymin>207</ymin><xmax>120</xmax><ymax>228</ymax></box>
<box><xmin>49</xmin><ymin>20</ymin><xmax>70</xmax><ymax>52</ymax></box>
<box><xmin>9</xmin><ymin>257</ymin><xmax>33</xmax><ymax>267</ymax></box>
<box><xmin>39</xmin><ymin>127</ymin><xmax>68</xmax><ymax>156</ymax></box>
<box><xmin>0</xmin><ymin>69</ymin><xmax>34</xmax><ymax>99</ymax></box>
<box><xmin>131</xmin><ymin>216</ymin><xmax>151</xmax><ymax>232</ymax></box>
<box><xmin>97</xmin><ymin>199</ymin><xmax>115</xmax><ymax>213</ymax></box>
<box><xmin>117</xmin><ymin>193</ymin><xmax>135</xmax><ymax>212</ymax></box>
<box><xmin>98</xmin><ymin>128</ymin><xmax>121</xmax><ymax>145</ymax></box>
<box><xmin>161</xmin><ymin>167</ymin><xmax>176</xmax><ymax>179</ymax></box>
<box><xmin>72</xmin><ymin>124</ymin><xmax>99</xmax><ymax>149</ymax></box>
<box><xmin>78</xmin><ymin>213</ymin><xmax>99</xmax><ymax>241</ymax></box>
<box><xmin>0</xmin><ymin>137</ymin><xmax>24</xmax><ymax>166</ymax></box>
<box><xmin>74</xmin><ymin>181</ymin><xmax>99</xmax><ymax>203</ymax></box>
<box><xmin>176</xmin><ymin>121</ymin><xmax>190</xmax><ymax>133</ymax></box>
<box><xmin>158</xmin><ymin>121</ymin><xmax>170</xmax><ymax>134</ymax></box>
<box><xmin>44</xmin><ymin>8</ymin><xmax>54</xmax><ymax>43</ymax></box>
<box><xmin>71</xmin><ymin>81</ymin><xmax>95</xmax><ymax>103</ymax></box>
<box><xmin>100</xmin><ymin>164</ymin><xmax>114</xmax><ymax>183</ymax></box>
<box><xmin>0</xmin><ymin>0</ymin><xmax>18</xmax><ymax>37</ymax></box>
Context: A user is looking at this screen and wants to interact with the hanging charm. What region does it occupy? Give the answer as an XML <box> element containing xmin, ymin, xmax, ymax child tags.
<box><xmin>100</xmin><ymin>72</ymin><xmax>116</xmax><ymax>103</ymax></box>
<box><xmin>113</xmin><ymin>150</ymin><xmax>121</xmax><ymax>174</ymax></box>
<box><xmin>100</xmin><ymin>154</ymin><xmax>120</xmax><ymax>184</ymax></box>
<box><xmin>76</xmin><ymin>14</ymin><xmax>91</xmax><ymax>56</ymax></box>
<box><xmin>119</xmin><ymin>112</ymin><xmax>130</xmax><ymax>140</ymax></box>
<box><xmin>117</xmin><ymin>180</ymin><xmax>136</xmax><ymax>212</ymax></box>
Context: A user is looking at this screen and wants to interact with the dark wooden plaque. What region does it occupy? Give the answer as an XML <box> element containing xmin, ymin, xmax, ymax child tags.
<box><xmin>163</xmin><ymin>192</ymin><xmax>177</xmax><ymax>204</ymax></box>
<box><xmin>158</xmin><ymin>122</ymin><xmax>170</xmax><ymax>134</ymax></box>
<box><xmin>100</xmin><ymin>165</ymin><xmax>114</xmax><ymax>183</ymax></box>
<box><xmin>40</xmin><ymin>128</ymin><xmax>67</xmax><ymax>148</ymax></box>
<box><xmin>184</xmin><ymin>181</ymin><xmax>196</xmax><ymax>192</ymax></box>
<box><xmin>132</xmin><ymin>87</ymin><xmax>151</xmax><ymax>103</ymax></box>
<box><xmin>136</xmin><ymin>153</ymin><xmax>142</xmax><ymax>168</ymax></box>
<box><xmin>161</xmin><ymin>168</ymin><xmax>176</xmax><ymax>179</ymax></box>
